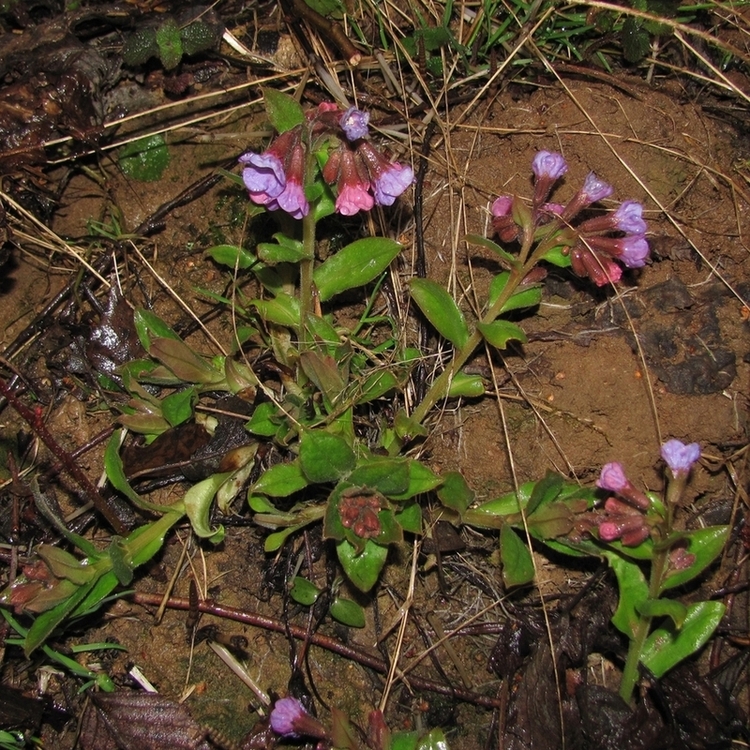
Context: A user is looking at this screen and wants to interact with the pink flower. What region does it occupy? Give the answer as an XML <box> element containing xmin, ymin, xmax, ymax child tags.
<box><xmin>334</xmin><ymin>149</ymin><xmax>374</xmax><ymax>215</ymax></box>
<box><xmin>597</xmin><ymin>462</ymin><xmax>629</xmax><ymax>492</ymax></box>
<box><xmin>273</xmin><ymin>141</ymin><xmax>309</xmax><ymax>219</ymax></box>
<box><xmin>491</xmin><ymin>196</ymin><xmax>513</xmax><ymax>217</ymax></box>
<box><xmin>661</xmin><ymin>439</ymin><xmax>701</xmax><ymax>478</ymax></box>
<box><xmin>596</xmin><ymin>463</ymin><xmax>650</xmax><ymax>510</ymax></box>
<box><xmin>570</xmin><ymin>245</ymin><xmax>622</xmax><ymax>287</ymax></box>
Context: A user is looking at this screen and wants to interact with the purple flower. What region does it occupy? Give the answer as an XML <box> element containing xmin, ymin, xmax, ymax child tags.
<box><xmin>269</xmin><ymin>697</ymin><xmax>328</xmax><ymax>740</ymax></box>
<box><xmin>612</xmin><ymin>200</ymin><xmax>647</xmax><ymax>234</ymax></box>
<box><xmin>580</xmin><ymin>172</ymin><xmax>614</xmax><ymax>204</ymax></box>
<box><xmin>577</xmin><ymin>200</ymin><xmax>648</xmax><ymax>236</ymax></box>
<box><xmin>340</xmin><ymin>107</ymin><xmax>370</xmax><ymax>141</ymax></box>
<box><xmin>357</xmin><ymin>141</ymin><xmax>413</xmax><ymax>206</ymax></box>
<box><xmin>585</xmin><ymin>235</ymin><xmax>650</xmax><ymax>268</ymax></box>
<box><xmin>239</xmin><ymin>152</ymin><xmax>285</xmax><ymax>200</ymax></box>
<box><xmin>617</xmin><ymin>235</ymin><xmax>649</xmax><ymax>268</ymax></box>
<box><xmin>597</xmin><ymin>462</ymin><xmax>628</xmax><ymax>492</ymax></box>
<box><xmin>373</xmin><ymin>163</ymin><xmax>414</xmax><ymax>206</ymax></box>
<box><xmin>661</xmin><ymin>439</ymin><xmax>701</xmax><ymax>477</ymax></box>
<box><xmin>491</xmin><ymin>196</ymin><xmax>513</xmax><ymax>217</ymax></box>
<box><xmin>532</xmin><ymin>151</ymin><xmax>568</xmax><ymax>180</ymax></box>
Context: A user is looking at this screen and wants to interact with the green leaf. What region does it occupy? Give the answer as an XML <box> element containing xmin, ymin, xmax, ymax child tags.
<box><xmin>540</xmin><ymin>244</ymin><xmax>571</xmax><ymax>268</ymax></box>
<box><xmin>180</xmin><ymin>20</ymin><xmax>219</xmax><ymax>55</ymax></box>
<box><xmin>416</xmin><ymin>728</ymin><xmax>450</xmax><ymax>750</ymax></box>
<box><xmin>119</xmin><ymin>134</ymin><xmax>170</xmax><ymax>182</ymax></box>
<box><xmin>183</xmin><ymin>473</ymin><xmax>230</xmax><ymax>542</ymax></box>
<box><xmin>348</xmin><ymin>457</ymin><xmax>410</xmax><ymax>496</ymax></box>
<box><xmin>262</xmin><ymin>88</ymin><xmax>305</xmax><ymax>133</ymax></box>
<box><xmin>526</xmin><ymin>471</ymin><xmax>564</xmax><ymax>514</ymax></box>
<box><xmin>107</xmin><ymin>537</ymin><xmax>133</xmax><ymax>586</ymax></box>
<box><xmin>476</xmin><ymin>320</ymin><xmax>527</xmax><ymax>349</ymax></box>
<box><xmin>207</xmin><ymin>244</ymin><xmax>257</xmax><ymax>270</ymax></box>
<box><xmin>252</xmin><ymin>461</ymin><xmax>308</xmax><ymax>497</ymax></box>
<box><xmin>122</xmin><ymin>28</ymin><xmax>158</xmax><ymax>66</ymax></box>
<box><xmin>621</xmin><ymin>17</ymin><xmax>651</xmax><ymax>63</ymax></box>
<box><xmin>446</xmin><ymin>371</ymin><xmax>484</xmax><ymax>398</ymax></box>
<box><xmin>465</xmin><ymin>234</ymin><xmax>518</xmax><ymax>269</ymax></box>
<box><xmin>299</xmin><ymin>350</ymin><xmax>345</xmax><ymax>402</ymax></box>
<box><xmin>300</xmin><ymin>430</ymin><xmax>356</xmax><ymax>483</ymax></box>
<box><xmin>474</xmin><ymin>481</ymin><xmax>536</xmax><ymax>518</ymax></box>
<box><xmin>257</xmin><ymin>234</ymin><xmax>311</xmax><ymax>264</ymax></box>
<box><xmin>336</xmin><ymin>539</ymin><xmax>388</xmax><ymax>592</ymax></box>
<box><xmin>252</xmin><ymin>294</ymin><xmax>300</xmax><ymax>329</ymax></box>
<box><xmin>357</xmin><ymin>370</ymin><xmax>399</xmax><ymax>403</ymax></box>
<box><xmin>247</xmin><ymin>494</ymin><xmax>277</xmax><ymax>513</ymax></box>
<box><xmin>391</xmin><ymin>732</ymin><xmax>419</xmax><ymax>750</ymax></box>
<box><xmin>636</xmin><ymin>598</ymin><xmax>687</xmax><ymax>628</ymax></box>
<box><xmin>437</xmin><ymin>471</ymin><xmax>474</xmax><ymax>518</ymax></box>
<box><xmin>410</xmin><ymin>279</ymin><xmax>469</xmax><ymax>348</ymax></box>
<box><xmin>149</xmin><ymin>337</ymin><xmax>223</xmax><ymax>384</ymax></box>
<box><xmin>602</xmin><ymin>549</ymin><xmax>648</xmax><ymax>638</ymax></box>
<box><xmin>395</xmin><ymin>501</ymin><xmax>422</xmax><ymax>533</ymax></box>
<box><xmin>660</xmin><ymin>526</ymin><xmax>729</xmax><ymax>593</ymax></box>
<box><xmin>246</xmin><ymin>402</ymin><xmax>282</xmax><ymax>437</ymax></box>
<box><xmin>290</xmin><ymin>577</ymin><xmax>320</xmax><ymax>606</ymax></box>
<box><xmin>488</xmin><ymin>273</ymin><xmax>542</xmax><ymax>313</ymax></box>
<box><xmin>133</xmin><ymin>310</ymin><xmax>177</xmax><ymax>350</ymax></box>
<box><xmin>155</xmin><ymin>18</ymin><xmax>183</xmax><ymax>69</ymax></box>
<box><xmin>35</xmin><ymin>546</ymin><xmax>93</xmax><ymax>585</ymax></box>
<box><xmin>314</xmin><ymin>238</ymin><xmax>401</xmax><ymax>302</ymax></box>
<box><xmin>330</xmin><ymin>596</ymin><xmax>366</xmax><ymax>627</ymax></box>
<box><xmin>500</xmin><ymin>525</ymin><xmax>534</xmax><ymax>587</ymax></box>
<box><xmin>393</xmin><ymin>410</ymin><xmax>428</xmax><ymax>442</ymax></box>
<box><xmin>640</xmin><ymin>601</ymin><xmax>726</xmax><ymax>678</ymax></box>
<box><xmin>161</xmin><ymin>387</ymin><xmax>196</xmax><ymax>427</ymax></box>
<box><xmin>264</xmin><ymin>523</ymin><xmax>306</xmax><ymax>552</ymax></box>
<box><xmin>389</xmin><ymin>460</ymin><xmax>442</xmax><ymax>501</ymax></box>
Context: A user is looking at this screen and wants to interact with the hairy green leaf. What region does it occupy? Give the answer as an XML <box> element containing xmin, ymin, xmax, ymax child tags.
<box><xmin>410</xmin><ymin>278</ymin><xmax>469</xmax><ymax>348</ymax></box>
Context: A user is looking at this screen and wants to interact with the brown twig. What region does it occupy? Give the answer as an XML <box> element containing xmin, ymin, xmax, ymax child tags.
<box><xmin>131</xmin><ymin>591</ymin><xmax>502</xmax><ymax>709</ymax></box>
<box><xmin>288</xmin><ymin>0</ymin><xmax>362</xmax><ymax>66</ymax></box>
<box><xmin>0</xmin><ymin>377</ymin><xmax>128</xmax><ymax>535</ymax></box>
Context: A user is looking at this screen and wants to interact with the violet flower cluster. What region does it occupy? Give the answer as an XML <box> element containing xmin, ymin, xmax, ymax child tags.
<box><xmin>239</xmin><ymin>103</ymin><xmax>413</xmax><ymax>219</ymax></box>
<box><xmin>591</xmin><ymin>439</ymin><xmax>701</xmax><ymax>548</ymax></box>
<box><xmin>491</xmin><ymin>150</ymin><xmax>650</xmax><ymax>286</ymax></box>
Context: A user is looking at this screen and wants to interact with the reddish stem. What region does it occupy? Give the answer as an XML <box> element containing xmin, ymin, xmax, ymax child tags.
<box><xmin>131</xmin><ymin>592</ymin><xmax>501</xmax><ymax>709</ymax></box>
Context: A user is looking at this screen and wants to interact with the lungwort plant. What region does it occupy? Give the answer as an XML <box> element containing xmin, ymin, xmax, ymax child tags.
<box><xmin>0</xmin><ymin>91</ymin><xmax>728</xmax><ymax>705</ymax></box>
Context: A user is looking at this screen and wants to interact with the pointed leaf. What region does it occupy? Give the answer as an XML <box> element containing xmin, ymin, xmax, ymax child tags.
<box><xmin>437</xmin><ymin>471</ymin><xmax>474</xmax><ymax>518</ymax></box>
<box><xmin>446</xmin><ymin>371</ymin><xmax>485</xmax><ymax>398</ymax></box>
<box><xmin>299</xmin><ymin>351</ymin><xmax>346</xmax><ymax>401</ymax></box>
<box><xmin>133</xmin><ymin>308</ymin><xmax>180</xmax><ymax>350</ymax></box>
<box><xmin>314</xmin><ymin>238</ymin><xmax>401</xmax><ymax>302</ymax></box>
<box><xmin>149</xmin><ymin>337</ymin><xmax>224</xmax><ymax>384</ymax></box>
<box><xmin>636</xmin><ymin>598</ymin><xmax>687</xmax><ymax>628</ymax></box>
<box><xmin>500</xmin><ymin>525</ymin><xmax>534</xmax><ymax>587</ymax></box>
<box><xmin>183</xmin><ymin>473</ymin><xmax>230</xmax><ymax>542</ymax></box>
<box><xmin>602</xmin><ymin>549</ymin><xmax>648</xmax><ymax>638</ymax></box>
<box><xmin>660</xmin><ymin>526</ymin><xmax>729</xmax><ymax>593</ymax></box>
<box><xmin>389</xmin><ymin>460</ymin><xmax>442</xmax><ymax>501</ymax></box>
<box><xmin>262</xmin><ymin>87</ymin><xmax>305</xmax><ymax>133</ymax></box>
<box><xmin>300</xmin><ymin>430</ymin><xmax>356</xmax><ymax>483</ymax></box>
<box><xmin>476</xmin><ymin>320</ymin><xmax>526</xmax><ymax>350</ymax></box>
<box><xmin>161</xmin><ymin>387</ymin><xmax>196</xmax><ymax>427</ymax></box>
<box><xmin>330</xmin><ymin>597</ymin><xmax>366</xmax><ymax>628</ymax></box>
<box><xmin>252</xmin><ymin>461</ymin><xmax>308</xmax><ymax>497</ymax></box>
<box><xmin>348</xmin><ymin>457</ymin><xmax>410</xmax><ymax>496</ymax></box>
<box><xmin>641</xmin><ymin>601</ymin><xmax>726</xmax><ymax>678</ymax></box>
<box><xmin>207</xmin><ymin>244</ymin><xmax>257</xmax><ymax>269</ymax></box>
<box><xmin>395</xmin><ymin>500</ymin><xmax>422</xmax><ymax>533</ymax></box>
<box><xmin>465</xmin><ymin>234</ymin><xmax>518</xmax><ymax>268</ymax></box>
<box><xmin>252</xmin><ymin>294</ymin><xmax>300</xmax><ymax>329</ymax></box>
<box><xmin>410</xmin><ymin>279</ymin><xmax>469</xmax><ymax>348</ymax></box>
<box><xmin>336</xmin><ymin>539</ymin><xmax>388</xmax><ymax>592</ymax></box>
